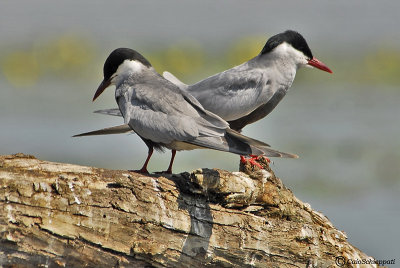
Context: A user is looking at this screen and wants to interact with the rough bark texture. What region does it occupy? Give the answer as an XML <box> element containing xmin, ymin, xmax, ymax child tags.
<box><xmin>0</xmin><ymin>154</ymin><xmax>375</xmax><ymax>268</ymax></box>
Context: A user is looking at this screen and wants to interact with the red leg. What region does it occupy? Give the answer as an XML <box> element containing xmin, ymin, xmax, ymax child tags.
<box><xmin>131</xmin><ymin>147</ymin><xmax>153</xmax><ymax>174</ymax></box>
<box><xmin>165</xmin><ymin>150</ymin><xmax>176</xmax><ymax>174</ymax></box>
<box><xmin>250</xmin><ymin>154</ymin><xmax>270</xmax><ymax>163</ymax></box>
<box><xmin>247</xmin><ymin>156</ymin><xmax>263</xmax><ymax>169</ymax></box>
<box><xmin>155</xmin><ymin>150</ymin><xmax>176</xmax><ymax>174</ymax></box>
<box><xmin>240</xmin><ymin>155</ymin><xmax>263</xmax><ymax>169</ymax></box>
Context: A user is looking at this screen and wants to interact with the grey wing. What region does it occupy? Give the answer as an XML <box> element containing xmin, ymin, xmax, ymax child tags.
<box><xmin>73</xmin><ymin>124</ymin><xmax>133</xmax><ymax>137</ymax></box>
<box><xmin>92</xmin><ymin>103</ymin><xmax>227</xmax><ymax>139</ymax></box>
<box><xmin>187</xmin><ymin>68</ymin><xmax>273</xmax><ymax>121</ymax></box>
<box><xmin>120</xmin><ymin>80</ymin><xmax>227</xmax><ymax>145</ymax></box>
<box><xmin>125</xmin><ymin>105</ymin><xmax>201</xmax><ymax>144</ymax></box>
<box><xmin>162</xmin><ymin>71</ymin><xmax>188</xmax><ymax>89</ymax></box>
<box><xmin>118</xmin><ymin>77</ymin><xmax>293</xmax><ymax>158</ymax></box>
<box><xmin>190</xmin><ymin>134</ymin><xmax>298</xmax><ymax>158</ymax></box>
<box><xmin>149</xmin><ymin>76</ymin><xmax>230</xmax><ymax>131</ymax></box>
<box><xmin>184</xmin><ymin>127</ymin><xmax>298</xmax><ymax>158</ymax></box>
<box><xmin>228</xmin><ymin>88</ymin><xmax>287</xmax><ymax>131</ymax></box>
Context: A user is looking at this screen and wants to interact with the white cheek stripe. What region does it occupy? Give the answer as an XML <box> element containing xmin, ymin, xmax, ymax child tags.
<box><xmin>116</xmin><ymin>59</ymin><xmax>144</xmax><ymax>75</ymax></box>
<box><xmin>112</xmin><ymin>60</ymin><xmax>144</xmax><ymax>85</ymax></box>
<box><xmin>273</xmin><ymin>42</ymin><xmax>308</xmax><ymax>65</ymax></box>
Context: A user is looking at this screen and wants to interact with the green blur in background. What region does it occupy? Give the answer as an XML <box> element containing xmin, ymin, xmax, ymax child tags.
<box><xmin>3</xmin><ymin>34</ymin><xmax>400</xmax><ymax>87</ymax></box>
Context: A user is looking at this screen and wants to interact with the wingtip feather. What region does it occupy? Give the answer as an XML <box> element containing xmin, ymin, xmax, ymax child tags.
<box><xmin>72</xmin><ymin>124</ymin><xmax>133</xmax><ymax>137</ymax></box>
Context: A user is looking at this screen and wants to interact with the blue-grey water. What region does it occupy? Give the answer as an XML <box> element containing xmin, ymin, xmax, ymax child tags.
<box><xmin>1</xmin><ymin>0</ymin><xmax>399</xmax><ymax>263</ymax></box>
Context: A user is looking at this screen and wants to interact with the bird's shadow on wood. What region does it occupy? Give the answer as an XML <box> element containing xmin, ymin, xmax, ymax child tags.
<box><xmin>167</xmin><ymin>170</ymin><xmax>220</xmax><ymax>264</ymax></box>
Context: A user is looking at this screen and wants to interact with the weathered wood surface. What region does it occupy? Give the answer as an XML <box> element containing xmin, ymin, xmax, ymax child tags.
<box><xmin>0</xmin><ymin>154</ymin><xmax>375</xmax><ymax>267</ymax></box>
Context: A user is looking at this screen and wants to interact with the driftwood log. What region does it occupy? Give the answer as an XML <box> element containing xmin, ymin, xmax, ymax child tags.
<box><xmin>0</xmin><ymin>154</ymin><xmax>375</xmax><ymax>267</ymax></box>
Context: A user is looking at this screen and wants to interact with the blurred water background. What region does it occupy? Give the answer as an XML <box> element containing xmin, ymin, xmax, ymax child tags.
<box><xmin>1</xmin><ymin>0</ymin><xmax>399</xmax><ymax>262</ymax></box>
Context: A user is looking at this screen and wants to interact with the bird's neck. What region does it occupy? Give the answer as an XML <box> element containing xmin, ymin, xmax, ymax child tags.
<box><xmin>251</xmin><ymin>53</ymin><xmax>298</xmax><ymax>89</ymax></box>
<box><xmin>113</xmin><ymin>61</ymin><xmax>151</xmax><ymax>88</ymax></box>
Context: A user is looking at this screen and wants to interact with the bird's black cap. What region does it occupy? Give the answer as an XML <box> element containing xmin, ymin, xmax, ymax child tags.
<box><xmin>260</xmin><ymin>30</ymin><xmax>313</xmax><ymax>59</ymax></box>
<box><xmin>103</xmin><ymin>48</ymin><xmax>152</xmax><ymax>80</ymax></box>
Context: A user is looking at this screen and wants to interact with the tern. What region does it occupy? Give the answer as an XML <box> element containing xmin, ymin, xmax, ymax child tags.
<box><xmin>186</xmin><ymin>30</ymin><xmax>332</xmax><ymax>131</ymax></box>
<box><xmin>74</xmin><ymin>48</ymin><xmax>298</xmax><ymax>174</ymax></box>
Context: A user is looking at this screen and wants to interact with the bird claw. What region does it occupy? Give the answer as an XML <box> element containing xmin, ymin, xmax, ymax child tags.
<box><xmin>250</xmin><ymin>154</ymin><xmax>271</xmax><ymax>163</ymax></box>
<box><xmin>248</xmin><ymin>157</ymin><xmax>263</xmax><ymax>169</ymax></box>
<box><xmin>240</xmin><ymin>155</ymin><xmax>263</xmax><ymax>169</ymax></box>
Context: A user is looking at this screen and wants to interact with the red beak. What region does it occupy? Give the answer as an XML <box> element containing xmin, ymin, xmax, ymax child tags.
<box><xmin>307</xmin><ymin>57</ymin><xmax>333</xmax><ymax>73</ymax></box>
<box><xmin>93</xmin><ymin>79</ymin><xmax>111</xmax><ymax>101</ymax></box>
